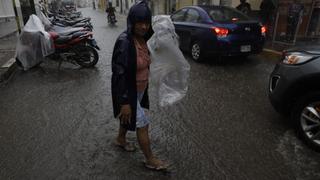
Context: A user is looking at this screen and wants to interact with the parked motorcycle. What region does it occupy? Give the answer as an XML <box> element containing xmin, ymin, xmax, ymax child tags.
<box><xmin>16</xmin><ymin>7</ymin><xmax>99</xmax><ymax>70</ymax></box>
<box><xmin>42</xmin><ymin>3</ymin><xmax>93</xmax><ymax>30</ymax></box>
<box><xmin>48</xmin><ymin>31</ymin><xmax>100</xmax><ymax>68</ymax></box>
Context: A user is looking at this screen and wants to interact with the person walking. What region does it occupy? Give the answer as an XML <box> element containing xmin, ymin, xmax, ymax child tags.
<box><xmin>111</xmin><ymin>0</ymin><xmax>168</xmax><ymax>170</ymax></box>
<box><xmin>236</xmin><ymin>0</ymin><xmax>252</xmax><ymax>15</ymax></box>
<box><xmin>106</xmin><ymin>2</ymin><xmax>116</xmax><ymax>23</ymax></box>
<box><xmin>286</xmin><ymin>0</ymin><xmax>304</xmax><ymax>41</ymax></box>
<box><xmin>259</xmin><ymin>0</ymin><xmax>275</xmax><ymax>25</ymax></box>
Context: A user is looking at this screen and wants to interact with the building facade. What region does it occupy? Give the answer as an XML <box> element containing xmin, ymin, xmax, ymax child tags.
<box><xmin>273</xmin><ymin>0</ymin><xmax>320</xmax><ymax>43</ymax></box>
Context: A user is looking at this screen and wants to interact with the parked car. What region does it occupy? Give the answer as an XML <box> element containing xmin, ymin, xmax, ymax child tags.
<box><xmin>170</xmin><ymin>5</ymin><xmax>266</xmax><ymax>62</ymax></box>
<box><xmin>269</xmin><ymin>42</ymin><xmax>320</xmax><ymax>151</ymax></box>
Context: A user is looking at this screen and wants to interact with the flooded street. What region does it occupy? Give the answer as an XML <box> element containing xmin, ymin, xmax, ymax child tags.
<box><xmin>1</xmin><ymin>8</ymin><xmax>320</xmax><ymax>180</ymax></box>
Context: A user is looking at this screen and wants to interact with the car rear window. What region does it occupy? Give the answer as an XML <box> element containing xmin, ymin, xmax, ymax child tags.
<box><xmin>205</xmin><ymin>7</ymin><xmax>250</xmax><ymax>22</ymax></box>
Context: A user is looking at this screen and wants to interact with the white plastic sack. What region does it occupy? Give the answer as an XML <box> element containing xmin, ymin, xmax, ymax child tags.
<box><xmin>16</xmin><ymin>15</ymin><xmax>54</xmax><ymax>70</ymax></box>
<box><xmin>35</xmin><ymin>3</ymin><xmax>52</xmax><ymax>30</ymax></box>
<box><xmin>38</xmin><ymin>11</ymin><xmax>53</xmax><ymax>30</ymax></box>
<box><xmin>147</xmin><ymin>15</ymin><xmax>190</xmax><ymax>107</ymax></box>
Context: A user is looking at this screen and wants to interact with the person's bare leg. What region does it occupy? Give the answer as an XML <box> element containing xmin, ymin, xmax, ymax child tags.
<box><xmin>136</xmin><ymin>125</ymin><xmax>153</xmax><ymax>158</ymax></box>
<box><xmin>115</xmin><ymin>124</ymin><xmax>136</xmax><ymax>152</ymax></box>
<box><xmin>136</xmin><ymin>125</ymin><xmax>167</xmax><ymax>168</ymax></box>
<box><xmin>116</xmin><ymin>125</ymin><xmax>127</xmax><ymax>144</ymax></box>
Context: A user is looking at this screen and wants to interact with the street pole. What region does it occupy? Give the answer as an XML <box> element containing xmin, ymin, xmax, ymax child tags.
<box><xmin>12</xmin><ymin>0</ymin><xmax>22</xmax><ymax>33</ymax></box>
<box><xmin>120</xmin><ymin>0</ymin><xmax>123</xmax><ymax>14</ymax></box>
<box><xmin>92</xmin><ymin>0</ymin><xmax>96</xmax><ymax>9</ymax></box>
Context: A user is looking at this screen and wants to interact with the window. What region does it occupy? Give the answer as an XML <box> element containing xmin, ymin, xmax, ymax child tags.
<box><xmin>171</xmin><ymin>9</ymin><xmax>187</xmax><ymax>22</ymax></box>
<box><xmin>205</xmin><ymin>7</ymin><xmax>250</xmax><ymax>22</ymax></box>
<box><xmin>185</xmin><ymin>9</ymin><xmax>201</xmax><ymax>23</ymax></box>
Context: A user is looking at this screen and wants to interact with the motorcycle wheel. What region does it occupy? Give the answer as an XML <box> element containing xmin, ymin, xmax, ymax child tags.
<box><xmin>74</xmin><ymin>45</ymin><xmax>99</xmax><ymax>68</ymax></box>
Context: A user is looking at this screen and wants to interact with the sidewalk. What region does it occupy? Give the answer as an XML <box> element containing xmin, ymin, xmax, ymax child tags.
<box><xmin>263</xmin><ymin>38</ymin><xmax>320</xmax><ymax>59</ymax></box>
<box><xmin>0</xmin><ymin>17</ymin><xmax>18</xmax><ymax>38</ymax></box>
<box><xmin>0</xmin><ymin>18</ymin><xmax>19</xmax><ymax>83</ymax></box>
<box><xmin>0</xmin><ymin>32</ymin><xmax>18</xmax><ymax>83</ymax></box>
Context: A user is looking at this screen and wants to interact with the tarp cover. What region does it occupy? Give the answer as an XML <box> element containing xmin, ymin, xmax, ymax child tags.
<box><xmin>16</xmin><ymin>15</ymin><xmax>54</xmax><ymax>70</ymax></box>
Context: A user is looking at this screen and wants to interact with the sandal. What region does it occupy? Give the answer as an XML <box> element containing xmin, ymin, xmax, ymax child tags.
<box><xmin>144</xmin><ymin>158</ymin><xmax>168</xmax><ymax>171</ymax></box>
<box><xmin>114</xmin><ymin>141</ymin><xmax>136</xmax><ymax>152</ymax></box>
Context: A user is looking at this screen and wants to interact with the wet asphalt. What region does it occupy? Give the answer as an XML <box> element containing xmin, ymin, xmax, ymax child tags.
<box><xmin>0</xmin><ymin>8</ymin><xmax>320</xmax><ymax>180</ymax></box>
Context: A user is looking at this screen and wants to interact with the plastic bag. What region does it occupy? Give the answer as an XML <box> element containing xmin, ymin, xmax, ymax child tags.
<box><xmin>147</xmin><ymin>15</ymin><xmax>190</xmax><ymax>107</ymax></box>
<box><xmin>38</xmin><ymin>11</ymin><xmax>53</xmax><ymax>31</ymax></box>
<box><xmin>15</xmin><ymin>15</ymin><xmax>54</xmax><ymax>70</ymax></box>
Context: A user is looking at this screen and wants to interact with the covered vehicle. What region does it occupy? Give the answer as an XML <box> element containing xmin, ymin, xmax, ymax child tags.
<box><xmin>16</xmin><ymin>15</ymin><xmax>54</xmax><ymax>70</ymax></box>
<box><xmin>171</xmin><ymin>5</ymin><xmax>266</xmax><ymax>62</ymax></box>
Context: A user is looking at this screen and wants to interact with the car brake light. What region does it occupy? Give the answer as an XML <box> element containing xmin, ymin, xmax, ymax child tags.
<box><xmin>261</xmin><ymin>26</ymin><xmax>267</xmax><ymax>36</ymax></box>
<box><xmin>212</xmin><ymin>27</ymin><xmax>229</xmax><ymax>38</ymax></box>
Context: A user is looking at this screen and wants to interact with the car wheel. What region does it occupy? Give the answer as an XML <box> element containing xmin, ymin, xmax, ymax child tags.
<box><xmin>239</xmin><ymin>55</ymin><xmax>249</xmax><ymax>60</ymax></box>
<box><xmin>191</xmin><ymin>42</ymin><xmax>203</xmax><ymax>62</ymax></box>
<box><xmin>292</xmin><ymin>92</ymin><xmax>320</xmax><ymax>152</ymax></box>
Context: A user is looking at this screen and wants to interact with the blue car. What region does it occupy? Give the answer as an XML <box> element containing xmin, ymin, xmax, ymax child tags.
<box><xmin>171</xmin><ymin>5</ymin><xmax>266</xmax><ymax>62</ymax></box>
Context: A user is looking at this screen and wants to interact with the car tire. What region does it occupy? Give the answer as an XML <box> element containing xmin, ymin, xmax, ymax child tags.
<box><xmin>239</xmin><ymin>55</ymin><xmax>249</xmax><ymax>60</ymax></box>
<box><xmin>292</xmin><ymin>91</ymin><xmax>320</xmax><ymax>152</ymax></box>
<box><xmin>191</xmin><ymin>42</ymin><xmax>204</xmax><ymax>62</ymax></box>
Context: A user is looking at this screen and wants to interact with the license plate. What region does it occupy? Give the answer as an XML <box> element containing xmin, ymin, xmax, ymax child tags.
<box><xmin>240</xmin><ymin>45</ymin><xmax>251</xmax><ymax>52</ymax></box>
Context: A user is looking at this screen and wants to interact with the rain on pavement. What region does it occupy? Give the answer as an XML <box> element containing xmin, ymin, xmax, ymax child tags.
<box><xmin>0</xmin><ymin>8</ymin><xmax>320</xmax><ymax>180</ymax></box>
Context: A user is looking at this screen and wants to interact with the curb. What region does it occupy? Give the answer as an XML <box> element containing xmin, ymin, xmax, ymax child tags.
<box><xmin>263</xmin><ymin>48</ymin><xmax>282</xmax><ymax>55</ymax></box>
<box><xmin>0</xmin><ymin>61</ymin><xmax>18</xmax><ymax>84</ymax></box>
<box><xmin>0</xmin><ymin>30</ymin><xmax>18</xmax><ymax>40</ymax></box>
<box><xmin>261</xmin><ymin>48</ymin><xmax>283</xmax><ymax>60</ymax></box>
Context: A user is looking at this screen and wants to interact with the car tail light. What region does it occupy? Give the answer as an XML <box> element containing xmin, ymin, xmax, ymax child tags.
<box><xmin>261</xmin><ymin>26</ymin><xmax>267</xmax><ymax>36</ymax></box>
<box><xmin>212</xmin><ymin>27</ymin><xmax>229</xmax><ymax>38</ymax></box>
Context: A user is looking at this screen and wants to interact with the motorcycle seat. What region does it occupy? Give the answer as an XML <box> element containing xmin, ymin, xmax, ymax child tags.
<box><xmin>54</xmin><ymin>35</ymin><xmax>73</xmax><ymax>44</ymax></box>
<box><xmin>71</xmin><ymin>31</ymin><xmax>87</xmax><ymax>38</ymax></box>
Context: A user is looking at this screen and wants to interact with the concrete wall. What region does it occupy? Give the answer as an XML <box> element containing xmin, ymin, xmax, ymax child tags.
<box><xmin>212</xmin><ymin>0</ymin><xmax>220</xmax><ymax>5</ymax></box>
<box><xmin>0</xmin><ymin>0</ymin><xmax>15</xmax><ymax>16</ymax></box>
<box><xmin>0</xmin><ymin>0</ymin><xmax>23</xmax><ymax>36</ymax></box>
<box><xmin>119</xmin><ymin>0</ymin><xmax>135</xmax><ymax>14</ymax></box>
<box><xmin>177</xmin><ymin>0</ymin><xmax>194</xmax><ymax>9</ymax></box>
<box><xmin>249</xmin><ymin>0</ymin><xmax>262</xmax><ymax>10</ymax></box>
<box><xmin>151</xmin><ymin>0</ymin><xmax>166</xmax><ymax>15</ymax></box>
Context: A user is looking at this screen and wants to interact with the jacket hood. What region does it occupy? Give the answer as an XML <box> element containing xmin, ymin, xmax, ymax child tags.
<box><xmin>127</xmin><ymin>0</ymin><xmax>153</xmax><ymax>40</ymax></box>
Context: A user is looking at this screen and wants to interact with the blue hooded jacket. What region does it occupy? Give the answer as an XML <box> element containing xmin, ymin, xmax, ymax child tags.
<box><xmin>111</xmin><ymin>1</ymin><xmax>153</xmax><ymax>131</ymax></box>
